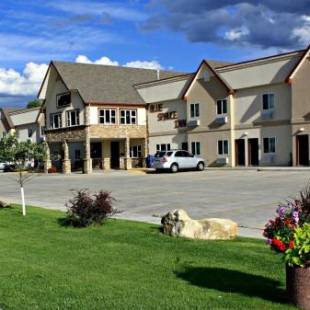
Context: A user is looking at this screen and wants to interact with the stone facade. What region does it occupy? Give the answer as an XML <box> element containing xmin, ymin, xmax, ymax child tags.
<box><xmin>89</xmin><ymin>125</ymin><xmax>147</xmax><ymax>139</ymax></box>
<box><xmin>45</xmin><ymin>126</ymin><xmax>86</xmax><ymax>143</ymax></box>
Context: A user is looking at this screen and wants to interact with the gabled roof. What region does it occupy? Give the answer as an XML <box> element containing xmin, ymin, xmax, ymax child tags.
<box><xmin>182</xmin><ymin>59</ymin><xmax>234</xmax><ymax>99</ymax></box>
<box><xmin>216</xmin><ymin>49</ymin><xmax>303</xmax><ymax>90</ymax></box>
<box><xmin>41</xmin><ymin>61</ymin><xmax>185</xmax><ymax>105</ymax></box>
<box><xmin>8</xmin><ymin>107</ymin><xmax>41</xmax><ymax>127</ymax></box>
<box><xmin>0</xmin><ymin>107</ymin><xmax>41</xmax><ymax>129</ymax></box>
<box><xmin>285</xmin><ymin>44</ymin><xmax>310</xmax><ymax>83</ymax></box>
<box><xmin>0</xmin><ymin>108</ymin><xmax>16</xmax><ymax>129</ymax></box>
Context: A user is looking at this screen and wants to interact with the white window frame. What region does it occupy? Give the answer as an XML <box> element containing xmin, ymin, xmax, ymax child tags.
<box><xmin>99</xmin><ymin>109</ymin><xmax>116</xmax><ymax>125</ymax></box>
<box><xmin>56</xmin><ymin>92</ymin><xmax>71</xmax><ymax>108</ymax></box>
<box><xmin>66</xmin><ymin>109</ymin><xmax>80</xmax><ymax>127</ymax></box>
<box><xmin>217</xmin><ymin>140</ymin><xmax>229</xmax><ymax>156</ymax></box>
<box><xmin>262</xmin><ymin>93</ymin><xmax>275</xmax><ymax>111</ymax></box>
<box><xmin>156</xmin><ymin>144</ymin><xmax>171</xmax><ymax>152</ymax></box>
<box><xmin>263</xmin><ymin>137</ymin><xmax>276</xmax><ymax>154</ymax></box>
<box><xmin>50</xmin><ymin>113</ymin><xmax>62</xmax><ymax>129</ymax></box>
<box><xmin>191</xmin><ymin>141</ymin><xmax>201</xmax><ymax>155</ymax></box>
<box><xmin>190</xmin><ymin>103</ymin><xmax>200</xmax><ymax>118</ymax></box>
<box><xmin>216</xmin><ymin>99</ymin><xmax>228</xmax><ymax>115</ymax></box>
<box><xmin>120</xmin><ymin>109</ymin><xmax>137</xmax><ymax>125</ymax></box>
<box><xmin>130</xmin><ymin>145</ymin><xmax>142</xmax><ymax>158</ymax></box>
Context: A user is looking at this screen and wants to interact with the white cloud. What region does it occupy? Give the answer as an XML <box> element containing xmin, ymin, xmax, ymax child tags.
<box><xmin>124</xmin><ymin>60</ymin><xmax>163</xmax><ymax>70</ymax></box>
<box><xmin>224</xmin><ymin>27</ymin><xmax>249</xmax><ymax>41</ymax></box>
<box><xmin>75</xmin><ymin>55</ymin><xmax>119</xmax><ymax>66</ymax></box>
<box><xmin>76</xmin><ymin>55</ymin><xmax>163</xmax><ymax>70</ymax></box>
<box><xmin>291</xmin><ymin>15</ymin><xmax>310</xmax><ymax>46</ymax></box>
<box><xmin>0</xmin><ymin>56</ymin><xmax>165</xmax><ymax>97</ymax></box>
<box><xmin>0</xmin><ymin>62</ymin><xmax>48</xmax><ymax>96</ymax></box>
<box><xmin>47</xmin><ymin>1</ymin><xmax>147</xmax><ymax>22</ymax></box>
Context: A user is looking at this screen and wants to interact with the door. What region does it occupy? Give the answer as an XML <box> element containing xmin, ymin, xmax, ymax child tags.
<box><xmin>174</xmin><ymin>151</ymin><xmax>186</xmax><ymax>169</ymax></box>
<box><xmin>248</xmin><ymin>138</ymin><xmax>259</xmax><ymax>166</ymax></box>
<box><xmin>183</xmin><ymin>150</ymin><xmax>197</xmax><ymax>168</ymax></box>
<box><xmin>110</xmin><ymin>141</ymin><xmax>120</xmax><ymax>169</ymax></box>
<box><xmin>235</xmin><ymin>139</ymin><xmax>245</xmax><ymax>166</ymax></box>
<box><xmin>91</xmin><ymin>142</ymin><xmax>102</xmax><ymax>169</ymax></box>
<box><xmin>297</xmin><ymin>135</ymin><xmax>309</xmax><ymax>166</ymax></box>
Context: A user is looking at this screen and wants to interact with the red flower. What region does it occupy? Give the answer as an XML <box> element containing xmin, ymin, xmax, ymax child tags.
<box><xmin>289</xmin><ymin>240</ymin><xmax>295</xmax><ymax>249</ymax></box>
<box><xmin>284</xmin><ymin>218</ymin><xmax>292</xmax><ymax>226</ymax></box>
<box><xmin>272</xmin><ymin>239</ymin><xmax>286</xmax><ymax>252</ymax></box>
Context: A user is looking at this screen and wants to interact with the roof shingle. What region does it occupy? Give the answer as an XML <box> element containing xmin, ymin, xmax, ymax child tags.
<box><xmin>52</xmin><ymin>61</ymin><xmax>185</xmax><ymax>105</ymax></box>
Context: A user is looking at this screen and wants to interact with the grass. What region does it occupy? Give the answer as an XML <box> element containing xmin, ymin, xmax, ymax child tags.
<box><xmin>0</xmin><ymin>206</ymin><xmax>296</xmax><ymax>310</ymax></box>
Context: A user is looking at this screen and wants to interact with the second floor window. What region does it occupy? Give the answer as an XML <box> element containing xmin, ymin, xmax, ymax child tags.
<box><xmin>262</xmin><ymin>94</ymin><xmax>275</xmax><ymax>111</ymax></box>
<box><xmin>263</xmin><ymin>137</ymin><xmax>276</xmax><ymax>153</ymax></box>
<box><xmin>66</xmin><ymin>110</ymin><xmax>80</xmax><ymax>127</ymax></box>
<box><xmin>120</xmin><ymin>109</ymin><xmax>136</xmax><ymax>125</ymax></box>
<box><xmin>191</xmin><ymin>141</ymin><xmax>201</xmax><ymax>155</ymax></box>
<box><xmin>217</xmin><ymin>99</ymin><xmax>228</xmax><ymax>115</ymax></box>
<box><xmin>99</xmin><ymin>109</ymin><xmax>116</xmax><ymax>124</ymax></box>
<box><xmin>218</xmin><ymin>140</ymin><xmax>229</xmax><ymax>156</ymax></box>
<box><xmin>190</xmin><ymin>103</ymin><xmax>200</xmax><ymax>118</ymax></box>
<box><xmin>50</xmin><ymin>113</ymin><xmax>62</xmax><ymax>129</ymax></box>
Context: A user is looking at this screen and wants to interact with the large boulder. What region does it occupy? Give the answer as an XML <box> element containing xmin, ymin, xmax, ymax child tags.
<box><xmin>161</xmin><ymin>209</ymin><xmax>238</xmax><ymax>240</ymax></box>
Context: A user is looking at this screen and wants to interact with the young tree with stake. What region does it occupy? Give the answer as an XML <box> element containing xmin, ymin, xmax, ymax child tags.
<box><xmin>0</xmin><ymin>135</ymin><xmax>46</xmax><ymax>216</ymax></box>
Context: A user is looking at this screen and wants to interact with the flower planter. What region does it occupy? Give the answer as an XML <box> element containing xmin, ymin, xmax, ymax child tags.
<box><xmin>286</xmin><ymin>263</ymin><xmax>310</xmax><ymax>310</ymax></box>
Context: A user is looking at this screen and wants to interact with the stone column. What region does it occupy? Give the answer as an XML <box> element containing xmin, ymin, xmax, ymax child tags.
<box><xmin>62</xmin><ymin>140</ymin><xmax>71</xmax><ymax>174</ymax></box>
<box><xmin>44</xmin><ymin>142</ymin><xmax>52</xmax><ymax>173</ymax></box>
<box><xmin>83</xmin><ymin>106</ymin><xmax>92</xmax><ymax>174</ymax></box>
<box><xmin>124</xmin><ymin>137</ymin><xmax>132</xmax><ymax>170</ymax></box>
<box><xmin>102</xmin><ymin>140</ymin><xmax>111</xmax><ymax>170</ymax></box>
<box><xmin>142</xmin><ymin>137</ymin><xmax>148</xmax><ymax>168</ymax></box>
<box><xmin>83</xmin><ymin>132</ymin><xmax>92</xmax><ymax>174</ymax></box>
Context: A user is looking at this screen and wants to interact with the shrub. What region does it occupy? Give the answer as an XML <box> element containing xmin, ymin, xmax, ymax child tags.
<box><xmin>48</xmin><ymin>167</ymin><xmax>57</xmax><ymax>173</ymax></box>
<box><xmin>65</xmin><ymin>189</ymin><xmax>116</xmax><ymax>227</ymax></box>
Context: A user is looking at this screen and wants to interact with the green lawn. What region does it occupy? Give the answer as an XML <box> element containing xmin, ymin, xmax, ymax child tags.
<box><xmin>0</xmin><ymin>206</ymin><xmax>296</xmax><ymax>310</ymax></box>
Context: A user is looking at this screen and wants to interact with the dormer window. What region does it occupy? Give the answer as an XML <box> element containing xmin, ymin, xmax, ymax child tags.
<box><xmin>57</xmin><ymin>92</ymin><xmax>71</xmax><ymax>108</ymax></box>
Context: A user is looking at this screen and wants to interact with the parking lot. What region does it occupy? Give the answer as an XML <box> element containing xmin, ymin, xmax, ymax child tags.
<box><xmin>0</xmin><ymin>169</ymin><xmax>309</xmax><ymax>237</ymax></box>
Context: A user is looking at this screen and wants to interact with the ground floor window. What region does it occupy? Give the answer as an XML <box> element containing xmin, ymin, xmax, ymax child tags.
<box><xmin>218</xmin><ymin>140</ymin><xmax>229</xmax><ymax>156</ymax></box>
<box><xmin>156</xmin><ymin>144</ymin><xmax>171</xmax><ymax>152</ymax></box>
<box><xmin>130</xmin><ymin>145</ymin><xmax>142</xmax><ymax>158</ymax></box>
<box><xmin>263</xmin><ymin>137</ymin><xmax>276</xmax><ymax>153</ymax></box>
<box><xmin>191</xmin><ymin>141</ymin><xmax>201</xmax><ymax>155</ymax></box>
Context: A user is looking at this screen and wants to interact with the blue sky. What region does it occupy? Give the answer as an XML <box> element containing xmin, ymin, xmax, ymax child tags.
<box><xmin>0</xmin><ymin>0</ymin><xmax>309</xmax><ymax>107</ymax></box>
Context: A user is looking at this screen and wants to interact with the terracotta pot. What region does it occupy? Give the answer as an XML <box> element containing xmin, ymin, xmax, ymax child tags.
<box><xmin>286</xmin><ymin>263</ymin><xmax>310</xmax><ymax>310</ymax></box>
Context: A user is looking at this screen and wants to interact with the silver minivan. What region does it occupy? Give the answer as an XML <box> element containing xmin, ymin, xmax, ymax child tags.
<box><xmin>153</xmin><ymin>150</ymin><xmax>205</xmax><ymax>173</ymax></box>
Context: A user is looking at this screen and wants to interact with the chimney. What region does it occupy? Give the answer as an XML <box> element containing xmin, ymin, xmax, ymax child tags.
<box><xmin>157</xmin><ymin>69</ymin><xmax>160</xmax><ymax>80</ymax></box>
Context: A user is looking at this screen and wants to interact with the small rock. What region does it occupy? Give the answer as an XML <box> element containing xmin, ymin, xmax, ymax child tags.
<box><xmin>0</xmin><ymin>201</ymin><xmax>11</xmax><ymax>209</ymax></box>
<box><xmin>161</xmin><ymin>209</ymin><xmax>238</xmax><ymax>240</ymax></box>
